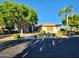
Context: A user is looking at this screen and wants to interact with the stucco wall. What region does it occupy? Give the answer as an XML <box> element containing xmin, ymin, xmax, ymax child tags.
<box><xmin>42</xmin><ymin>26</ymin><xmax>60</xmax><ymax>33</ymax></box>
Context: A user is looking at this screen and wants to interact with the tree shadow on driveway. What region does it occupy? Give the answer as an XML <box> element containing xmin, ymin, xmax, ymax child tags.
<box><xmin>0</xmin><ymin>39</ymin><xmax>31</xmax><ymax>52</ymax></box>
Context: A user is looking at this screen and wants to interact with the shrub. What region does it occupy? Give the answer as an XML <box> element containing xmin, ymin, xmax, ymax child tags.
<box><xmin>40</xmin><ymin>30</ymin><xmax>46</xmax><ymax>35</ymax></box>
<box><xmin>75</xmin><ymin>31</ymin><xmax>79</xmax><ymax>35</ymax></box>
<box><xmin>0</xmin><ymin>28</ymin><xmax>5</xmax><ymax>35</ymax></box>
<box><xmin>34</xmin><ymin>35</ymin><xmax>38</xmax><ymax>38</ymax></box>
<box><xmin>59</xmin><ymin>29</ymin><xmax>67</xmax><ymax>35</ymax></box>
<box><xmin>52</xmin><ymin>33</ymin><xmax>56</xmax><ymax>36</ymax></box>
<box><xmin>60</xmin><ymin>29</ymin><xmax>67</xmax><ymax>32</ymax></box>
<box><xmin>14</xmin><ymin>34</ymin><xmax>20</xmax><ymax>39</ymax></box>
<box><xmin>47</xmin><ymin>32</ymin><xmax>51</xmax><ymax>35</ymax></box>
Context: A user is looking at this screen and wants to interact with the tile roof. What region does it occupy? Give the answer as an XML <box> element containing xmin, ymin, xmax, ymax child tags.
<box><xmin>34</xmin><ymin>24</ymin><xmax>61</xmax><ymax>27</ymax></box>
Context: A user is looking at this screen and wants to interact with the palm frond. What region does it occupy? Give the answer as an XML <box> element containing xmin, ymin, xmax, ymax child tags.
<box><xmin>67</xmin><ymin>5</ymin><xmax>73</xmax><ymax>9</ymax></box>
<box><xmin>58</xmin><ymin>8</ymin><xmax>66</xmax><ymax>16</ymax></box>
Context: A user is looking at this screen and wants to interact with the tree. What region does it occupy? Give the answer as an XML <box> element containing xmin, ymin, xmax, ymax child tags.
<box><xmin>0</xmin><ymin>2</ymin><xmax>18</xmax><ymax>31</ymax></box>
<box><xmin>61</xmin><ymin>14</ymin><xmax>79</xmax><ymax>28</ymax></box>
<box><xmin>0</xmin><ymin>2</ymin><xmax>38</xmax><ymax>34</ymax></box>
<box><xmin>58</xmin><ymin>5</ymin><xmax>73</xmax><ymax>27</ymax></box>
<box><xmin>26</xmin><ymin>9</ymin><xmax>38</xmax><ymax>32</ymax></box>
<box><xmin>61</xmin><ymin>16</ymin><xmax>73</xmax><ymax>26</ymax></box>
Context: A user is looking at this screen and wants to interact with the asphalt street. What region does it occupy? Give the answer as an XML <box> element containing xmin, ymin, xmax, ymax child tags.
<box><xmin>14</xmin><ymin>36</ymin><xmax>79</xmax><ymax>58</ymax></box>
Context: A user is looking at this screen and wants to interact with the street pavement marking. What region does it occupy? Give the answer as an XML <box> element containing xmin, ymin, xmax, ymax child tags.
<box><xmin>32</xmin><ymin>40</ymin><xmax>40</xmax><ymax>45</ymax></box>
<box><xmin>40</xmin><ymin>46</ymin><xmax>43</xmax><ymax>52</ymax></box>
<box><xmin>52</xmin><ymin>40</ymin><xmax>55</xmax><ymax>46</ymax></box>
<box><xmin>22</xmin><ymin>51</ymin><xmax>29</xmax><ymax>57</ymax></box>
<box><xmin>42</xmin><ymin>39</ymin><xmax>45</xmax><ymax>41</ymax></box>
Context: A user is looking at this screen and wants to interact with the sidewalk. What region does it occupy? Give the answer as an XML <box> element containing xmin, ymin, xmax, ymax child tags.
<box><xmin>0</xmin><ymin>33</ymin><xmax>38</xmax><ymax>58</ymax></box>
<box><xmin>0</xmin><ymin>33</ymin><xmax>39</xmax><ymax>43</ymax></box>
<box><xmin>0</xmin><ymin>34</ymin><xmax>15</xmax><ymax>43</ymax></box>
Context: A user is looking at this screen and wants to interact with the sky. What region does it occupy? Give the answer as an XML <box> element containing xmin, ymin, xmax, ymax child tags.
<box><xmin>2</xmin><ymin>0</ymin><xmax>79</xmax><ymax>24</ymax></box>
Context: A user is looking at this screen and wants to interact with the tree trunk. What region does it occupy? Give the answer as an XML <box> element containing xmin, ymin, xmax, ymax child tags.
<box><xmin>66</xmin><ymin>13</ymin><xmax>69</xmax><ymax>35</ymax></box>
<box><xmin>31</xmin><ymin>22</ymin><xmax>34</xmax><ymax>33</ymax></box>
<box><xmin>21</xmin><ymin>28</ymin><xmax>23</xmax><ymax>34</ymax></box>
<box><xmin>32</xmin><ymin>25</ymin><xmax>34</xmax><ymax>32</ymax></box>
<box><xmin>71</xmin><ymin>12</ymin><xmax>74</xmax><ymax>31</ymax></box>
<box><xmin>66</xmin><ymin>13</ymin><xmax>68</xmax><ymax>26</ymax></box>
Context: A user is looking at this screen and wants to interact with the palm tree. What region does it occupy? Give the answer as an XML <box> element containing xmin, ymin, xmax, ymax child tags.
<box><xmin>58</xmin><ymin>5</ymin><xmax>73</xmax><ymax>27</ymax></box>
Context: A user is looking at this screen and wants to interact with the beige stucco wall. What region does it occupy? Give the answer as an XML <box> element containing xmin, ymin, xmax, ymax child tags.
<box><xmin>53</xmin><ymin>27</ymin><xmax>60</xmax><ymax>33</ymax></box>
<box><xmin>42</xmin><ymin>26</ymin><xmax>60</xmax><ymax>34</ymax></box>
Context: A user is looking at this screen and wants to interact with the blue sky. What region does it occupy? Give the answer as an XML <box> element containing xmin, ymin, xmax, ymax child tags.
<box><xmin>6</xmin><ymin>0</ymin><xmax>79</xmax><ymax>24</ymax></box>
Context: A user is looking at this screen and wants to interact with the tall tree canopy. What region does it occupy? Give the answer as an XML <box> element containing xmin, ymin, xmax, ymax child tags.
<box><xmin>0</xmin><ymin>2</ymin><xmax>38</xmax><ymax>33</ymax></box>
<box><xmin>58</xmin><ymin>5</ymin><xmax>73</xmax><ymax>26</ymax></box>
<box><xmin>61</xmin><ymin>14</ymin><xmax>79</xmax><ymax>28</ymax></box>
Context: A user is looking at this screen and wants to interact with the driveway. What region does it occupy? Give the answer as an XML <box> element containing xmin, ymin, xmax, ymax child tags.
<box><xmin>0</xmin><ymin>40</ymin><xmax>31</xmax><ymax>58</ymax></box>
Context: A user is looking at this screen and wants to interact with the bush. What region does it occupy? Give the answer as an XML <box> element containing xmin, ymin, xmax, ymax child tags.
<box><xmin>14</xmin><ymin>34</ymin><xmax>20</xmax><ymax>39</ymax></box>
<box><xmin>60</xmin><ymin>29</ymin><xmax>67</xmax><ymax>32</ymax></box>
<box><xmin>75</xmin><ymin>31</ymin><xmax>79</xmax><ymax>35</ymax></box>
<box><xmin>59</xmin><ymin>29</ymin><xmax>67</xmax><ymax>35</ymax></box>
<box><xmin>0</xmin><ymin>28</ymin><xmax>5</xmax><ymax>35</ymax></box>
<box><xmin>34</xmin><ymin>35</ymin><xmax>38</xmax><ymax>38</ymax></box>
<box><xmin>0</xmin><ymin>31</ymin><xmax>5</xmax><ymax>35</ymax></box>
<box><xmin>52</xmin><ymin>33</ymin><xmax>56</xmax><ymax>36</ymax></box>
<box><xmin>40</xmin><ymin>30</ymin><xmax>46</xmax><ymax>35</ymax></box>
<box><xmin>47</xmin><ymin>32</ymin><xmax>51</xmax><ymax>35</ymax></box>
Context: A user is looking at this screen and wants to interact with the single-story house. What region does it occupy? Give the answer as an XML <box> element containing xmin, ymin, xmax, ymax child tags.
<box><xmin>34</xmin><ymin>24</ymin><xmax>61</xmax><ymax>34</ymax></box>
<box><xmin>14</xmin><ymin>23</ymin><xmax>61</xmax><ymax>33</ymax></box>
<box><xmin>14</xmin><ymin>23</ymin><xmax>32</xmax><ymax>33</ymax></box>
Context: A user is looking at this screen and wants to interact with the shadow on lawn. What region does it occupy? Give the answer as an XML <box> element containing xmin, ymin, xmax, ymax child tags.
<box><xmin>0</xmin><ymin>39</ymin><xmax>31</xmax><ymax>52</ymax></box>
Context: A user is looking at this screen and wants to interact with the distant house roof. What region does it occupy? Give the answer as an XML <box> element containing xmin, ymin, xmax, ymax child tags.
<box><xmin>34</xmin><ymin>24</ymin><xmax>61</xmax><ymax>27</ymax></box>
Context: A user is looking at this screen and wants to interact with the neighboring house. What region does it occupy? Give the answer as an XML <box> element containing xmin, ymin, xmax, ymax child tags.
<box><xmin>14</xmin><ymin>23</ymin><xmax>61</xmax><ymax>33</ymax></box>
<box><xmin>34</xmin><ymin>24</ymin><xmax>61</xmax><ymax>34</ymax></box>
<box><xmin>34</xmin><ymin>24</ymin><xmax>41</xmax><ymax>32</ymax></box>
<box><xmin>14</xmin><ymin>23</ymin><xmax>32</xmax><ymax>33</ymax></box>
